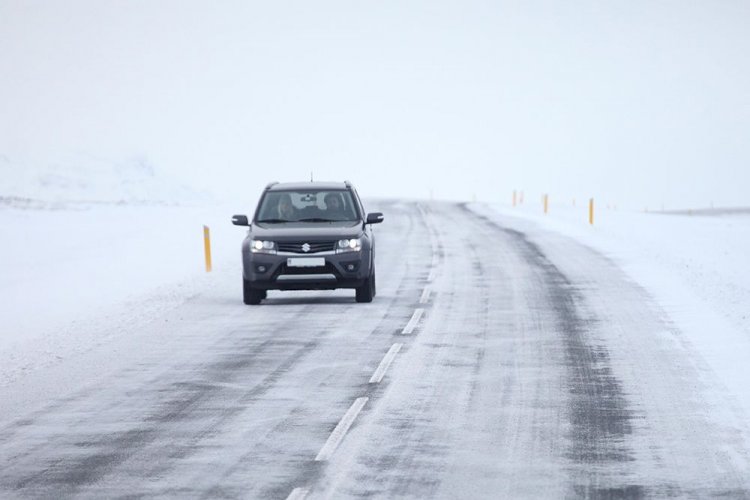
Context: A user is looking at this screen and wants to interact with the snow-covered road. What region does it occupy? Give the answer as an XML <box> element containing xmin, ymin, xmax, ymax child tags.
<box><xmin>1</xmin><ymin>201</ymin><xmax>749</xmax><ymax>498</ymax></box>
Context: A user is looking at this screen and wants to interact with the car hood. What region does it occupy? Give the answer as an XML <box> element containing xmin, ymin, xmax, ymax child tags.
<box><xmin>250</xmin><ymin>223</ymin><xmax>362</xmax><ymax>241</ymax></box>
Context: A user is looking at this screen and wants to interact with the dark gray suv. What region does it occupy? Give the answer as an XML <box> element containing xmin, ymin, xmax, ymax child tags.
<box><xmin>231</xmin><ymin>181</ymin><xmax>384</xmax><ymax>305</ymax></box>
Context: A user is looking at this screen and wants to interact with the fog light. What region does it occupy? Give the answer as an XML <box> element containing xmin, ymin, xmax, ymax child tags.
<box><xmin>257</xmin><ymin>265</ymin><xmax>267</xmax><ymax>273</ymax></box>
<box><xmin>346</xmin><ymin>264</ymin><xmax>355</xmax><ymax>271</ymax></box>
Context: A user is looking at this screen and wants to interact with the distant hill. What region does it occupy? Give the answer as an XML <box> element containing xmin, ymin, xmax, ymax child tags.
<box><xmin>0</xmin><ymin>154</ymin><xmax>208</xmax><ymax>207</ymax></box>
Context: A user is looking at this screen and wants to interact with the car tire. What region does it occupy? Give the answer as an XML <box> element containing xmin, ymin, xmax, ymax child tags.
<box><xmin>355</xmin><ymin>269</ymin><xmax>375</xmax><ymax>303</ymax></box>
<box><xmin>243</xmin><ymin>278</ymin><xmax>264</xmax><ymax>305</ymax></box>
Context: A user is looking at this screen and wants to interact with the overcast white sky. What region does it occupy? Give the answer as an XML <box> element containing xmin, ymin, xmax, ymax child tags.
<box><xmin>1</xmin><ymin>0</ymin><xmax>749</xmax><ymax>209</ymax></box>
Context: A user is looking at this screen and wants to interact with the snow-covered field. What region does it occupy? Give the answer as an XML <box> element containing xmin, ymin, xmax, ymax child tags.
<box><xmin>0</xmin><ymin>203</ymin><xmax>239</xmax><ymax>384</ymax></box>
<box><xmin>0</xmin><ymin>160</ymin><xmax>245</xmax><ymax>387</ymax></box>
<box><xmin>470</xmin><ymin>200</ymin><xmax>750</xmax><ymax>415</ymax></box>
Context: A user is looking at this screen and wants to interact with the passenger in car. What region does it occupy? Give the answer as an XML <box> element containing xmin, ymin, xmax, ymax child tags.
<box><xmin>324</xmin><ymin>193</ymin><xmax>346</xmax><ymax>219</ymax></box>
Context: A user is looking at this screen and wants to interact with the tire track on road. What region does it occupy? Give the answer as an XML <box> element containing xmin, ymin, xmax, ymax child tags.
<box><xmin>466</xmin><ymin>205</ymin><xmax>641</xmax><ymax>497</ymax></box>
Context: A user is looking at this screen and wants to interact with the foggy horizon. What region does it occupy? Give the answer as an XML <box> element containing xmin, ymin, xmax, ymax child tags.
<box><xmin>2</xmin><ymin>0</ymin><xmax>749</xmax><ymax>210</ymax></box>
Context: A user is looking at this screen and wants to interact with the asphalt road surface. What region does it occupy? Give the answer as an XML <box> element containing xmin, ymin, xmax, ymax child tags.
<box><xmin>1</xmin><ymin>201</ymin><xmax>749</xmax><ymax>499</ymax></box>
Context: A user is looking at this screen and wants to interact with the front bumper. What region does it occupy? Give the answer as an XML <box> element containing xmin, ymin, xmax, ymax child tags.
<box><xmin>243</xmin><ymin>251</ymin><xmax>371</xmax><ymax>290</ymax></box>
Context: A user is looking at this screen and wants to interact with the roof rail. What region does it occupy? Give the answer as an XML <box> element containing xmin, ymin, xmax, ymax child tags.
<box><xmin>264</xmin><ymin>181</ymin><xmax>279</xmax><ymax>190</ymax></box>
<box><xmin>344</xmin><ymin>180</ymin><xmax>352</xmax><ymax>188</ymax></box>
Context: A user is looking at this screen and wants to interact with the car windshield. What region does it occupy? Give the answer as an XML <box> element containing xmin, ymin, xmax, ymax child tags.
<box><xmin>256</xmin><ymin>189</ymin><xmax>359</xmax><ymax>223</ymax></box>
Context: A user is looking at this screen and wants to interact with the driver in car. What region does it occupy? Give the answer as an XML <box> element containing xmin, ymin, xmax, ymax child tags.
<box><xmin>277</xmin><ymin>193</ymin><xmax>296</xmax><ymax>220</ymax></box>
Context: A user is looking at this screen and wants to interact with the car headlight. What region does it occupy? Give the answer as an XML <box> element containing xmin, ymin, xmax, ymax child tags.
<box><xmin>336</xmin><ymin>238</ymin><xmax>362</xmax><ymax>253</ymax></box>
<box><xmin>251</xmin><ymin>240</ymin><xmax>277</xmax><ymax>254</ymax></box>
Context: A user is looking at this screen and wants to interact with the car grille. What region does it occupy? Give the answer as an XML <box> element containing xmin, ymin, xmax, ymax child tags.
<box><xmin>277</xmin><ymin>241</ymin><xmax>336</xmax><ymax>254</ymax></box>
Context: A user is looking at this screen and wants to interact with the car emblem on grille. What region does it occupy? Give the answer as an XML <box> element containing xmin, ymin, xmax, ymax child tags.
<box><xmin>301</xmin><ymin>243</ymin><xmax>311</xmax><ymax>253</ymax></box>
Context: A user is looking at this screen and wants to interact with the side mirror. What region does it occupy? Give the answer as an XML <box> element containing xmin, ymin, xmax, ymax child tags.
<box><xmin>366</xmin><ymin>212</ymin><xmax>384</xmax><ymax>224</ymax></box>
<box><xmin>231</xmin><ymin>214</ymin><xmax>250</xmax><ymax>226</ymax></box>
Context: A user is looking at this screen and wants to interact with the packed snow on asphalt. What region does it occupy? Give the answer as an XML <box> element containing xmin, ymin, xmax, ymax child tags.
<box><xmin>1</xmin><ymin>169</ymin><xmax>750</xmax><ymax>498</ymax></box>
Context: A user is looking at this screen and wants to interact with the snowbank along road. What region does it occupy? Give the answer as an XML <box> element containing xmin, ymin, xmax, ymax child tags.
<box><xmin>0</xmin><ymin>200</ymin><xmax>749</xmax><ymax>498</ymax></box>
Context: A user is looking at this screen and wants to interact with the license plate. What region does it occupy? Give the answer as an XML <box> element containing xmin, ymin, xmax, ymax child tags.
<box><xmin>287</xmin><ymin>257</ymin><xmax>325</xmax><ymax>268</ymax></box>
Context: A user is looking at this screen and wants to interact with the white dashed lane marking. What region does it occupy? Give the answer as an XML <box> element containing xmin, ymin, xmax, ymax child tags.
<box><xmin>401</xmin><ymin>308</ymin><xmax>424</xmax><ymax>335</ymax></box>
<box><xmin>314</xmin><ymin>397</ymin><xmax>369</xmax><ymax>462</ymax></box>
<box><xmin>285</xmin><ymin>487</ymin><xmax>309</xmax><ymax>500</ymax></box>
<box><xmin>369</xmin><ymin>344</ymin><xmax>403</xmax><ymax>384</ymax></box>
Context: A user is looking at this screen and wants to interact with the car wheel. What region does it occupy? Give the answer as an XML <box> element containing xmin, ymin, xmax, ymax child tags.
<box><xmin>243</xmin><ymin>278</ymin><xmax>264</xmax><ymax>305</ymax></box>
<box><xmin>355</xmin><ymin>271</ymin><xmax>375</xmax><ymax>303</ymax></box>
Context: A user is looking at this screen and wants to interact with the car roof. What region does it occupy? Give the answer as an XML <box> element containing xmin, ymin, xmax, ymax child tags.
<box><xmin>267</xmin><ymin>181</ymin><xmax>351</xmax><ymax>191</ymax></box>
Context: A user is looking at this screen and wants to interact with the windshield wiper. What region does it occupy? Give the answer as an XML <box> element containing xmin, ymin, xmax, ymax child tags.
<box><xmin>257</xmin><ymin>218</ymin><xmax>290</xmax><ymax>223</ymax></box>
<box><xmin>297</xmin><ymin>217</ymin><xmax>336</xmax><ymax>222</ymax></box>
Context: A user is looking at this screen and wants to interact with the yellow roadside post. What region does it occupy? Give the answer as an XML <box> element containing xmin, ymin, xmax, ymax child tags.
<box><xmin>543</xmin><ymin>194</ymin><xmax>549</xmax><ymax>214</ymax></box>
<box><xmin>203</xmin><ymin>225</ymin><xmax>212</xmax><ymax>272</ymax></box>
<box><xmin>513</xmin><ymin>190</ymin><xmax>517</xmax><ymax>207</ymax></box>
<box><xmin>589</xmin><ymin>198</ymin><xmax>594</xmax><ymax>225</ymax></box>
